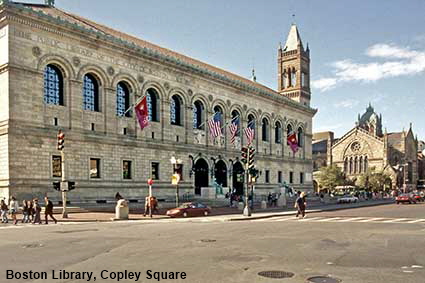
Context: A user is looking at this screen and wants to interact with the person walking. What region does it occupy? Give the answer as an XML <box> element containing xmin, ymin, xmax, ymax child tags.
<box><xmin>9</xmin><ymin>196</ymin><xmax>19</xmax><ymax>225</ymax></box>
<box><xmin>28</xmin><ymin>200</ymin><xmax>34</xmax><ymax>222</ymax></box>
<box><xmin>44</xmin><ymin>196</ymin><xmax>57</xmax><ymax>224</ymax></box>
<box><xmin>143</xmin><ymin>196</ymin><xmax>150</xmax><ymax>217</ymax></box>
<box><xmin>295</xmin><ymin>192</ymin><xmax>307</xmax><ymax>218</ymax></box>
<box><xmin>22</xmin><ymin>200</ymin><xmax>29</xmax><ymax>223</ymax></box>
<box><xmin>32</xmin><ymin>198</ymin><xmax>42</xmax><ymax>224</ymax></box>
<box><xmin>1</xmin><ymin>199</ymin><xmax>8</xmax><ymax>223</ymax></box>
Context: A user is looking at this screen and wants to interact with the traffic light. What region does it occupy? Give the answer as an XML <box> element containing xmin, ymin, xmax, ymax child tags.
<box><xmin>68</xmin><ymin>181</ymin><xmax>76</xmax><ymax>191</ymax></box>
<box><xmin>57</xmin><ymin>130</ymin><xmax>65</xmax><ymax>151</ymax></box>
<box><xmin>248</xmin><ymin>146</ymin><xmax>255</xmax><ymax>169</ymax></box>
<box><xmin>53</xmin><ymin>181</ymin><xmax>61</xmax><ymax>191</ymax></box>
<box><xmin>241</xmin><ymin>146</ymin><xmax>248</xmax><ymax>164</ymax></box>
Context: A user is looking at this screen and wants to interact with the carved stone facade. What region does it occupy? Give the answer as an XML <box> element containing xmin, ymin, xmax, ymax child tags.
<box><xmin>0</xmin><ymin>2</ymin><xmax>316</xmax><ymax>202</ymax></box>
<box><xmin>317</xmin><ymin>105</ymin><xmax>419</xmax><ymax>191</ymax></box>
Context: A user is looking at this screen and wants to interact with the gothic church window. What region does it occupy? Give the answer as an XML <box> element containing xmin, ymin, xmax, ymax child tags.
<box><xmin>116</xmin><ymin>82</ymin><xmax>131</xmax><ymax>117</ymax></box>
<box><xmin>193</xmin><ymin>100</ymin><xmax>204</xmax><ymax>129</ymax></box>
<box><xmin>283</xmin><ymin>71</ymin><xmax>288</xmax><ymax>89</ymax></box>
<box><xmin>349</xmin><ymin>157</ymin><xmax>353</xmax><ymax>174</ymax></box>
<box><xmin>146</xmin><ymin>88</ymin><xmax>159</xmax><ymax>122</ymax></box>
<box><xmin>44</xmin><ymin>64</ymin><xmax>64</xmax><ymax>106</ymax></box>
<box><xmin>364</xmin><ymin>156</ymin><xmax>368</xmax><ymax>172</ymax></box>
<box><xmin>297</xmin><ymin>127</ymin><xmax>303</xmax><ymax>147</ymax></box>
<box><xmin>83</xmin><ymin>73</ymin><xmax>99</xmax><ymax>111</ymax></box>
<box><xmin>170</xmin><ymin>95</ymin><xmax>183</xmax><ymax>126</ymax></box>
<box><xmin>359</xmin><ymin>156</ymin><xmax>363</xmax><ymax>173</ymax></box>
<box><xmin>290</xmin><ymin>68</ymin><xmax>296</xmax><ymax>87</ymax></box>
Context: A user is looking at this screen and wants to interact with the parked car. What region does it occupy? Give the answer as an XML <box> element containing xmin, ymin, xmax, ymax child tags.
<box><xmin>337</xmin><ymin>195</ymin><xmax>359</xmax><ymax>203</ymax></box>
<box><xmin>396</xmin><ymin>194</ymin><xmax>416</xmax><ymax>204</ymax></box>
<box><xmin>166</xmin><ymin>202</ymin><xmax>211</xmax><ymax>218</ymax></box>
<box><xmin>412</xmin><ymin>194</ymin><xmax>423</xmax><ymax>202</ymax></box>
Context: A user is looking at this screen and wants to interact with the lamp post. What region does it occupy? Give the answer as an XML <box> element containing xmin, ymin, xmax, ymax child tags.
<box><xmin>228</xmin><ymin>159</ymin><xmax>233</xmax><ymax>194</ymax></box>
<box><xmin>170</xmin><ymin>156</ymin><xmax>182</xmax><ymax>207</ymax></box>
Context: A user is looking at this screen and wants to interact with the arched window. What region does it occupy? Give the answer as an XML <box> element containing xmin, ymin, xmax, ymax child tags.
<box><xmin>231</xmin><ymin>110</ymin><xmax>240</xmax><ymax>136</ymax></box>
<box><xmin>301</xmin><ymin>72</ymin><xmax>306</xmax><ymax>87</ymax></box>
<box><xmin>283</xmin><ymin>71</ymin><xmax>288</xmax><ymax>89</ymax></box>
<box><xmin>286</xmin><ymin>124</ymin><xmax>293</xmax><ymax>145</ymax></box>
<box><xmin>275</xmin><ymin>121</ymin><xmax>282</xmax><ymax>144</ymax></box>
<box><xmin>170</xmin><ymin>95</ymin><xmax>183</xmax><ymax>126</ymax></box>
<box><xmin>344</xmin><ymin>158</ymin><xmax>348</xmax><ymax>173</ymax></box>
<box><xmin>262</xmin><ymin>118</ymin><xmax>269</xmax><ymax>141</ymax></box>
<box><xmin>354</xmin><ymin>156</ymin><xmax>358</xmax><ymax>173</ymax></box>
<box><xmin>146</xmin><ymin>88</ymin><xmax>159</xmax><ymax>122</ymax></box>
<box><xmin>349</xmin><ymin>157</ymin><xmax>353</xmax><ymax>174</ymax></box>
<box><xmin>297</xmin><ymin>127</ymin><xmax>303</xmax><ymax>147</ymax></box>
<box><xmin>291</xmin><ymin>68</ymin><xmax>296</xmax><ymax>87</ymax></box>
<box><xmin>364</xmin><ymin>156</ymin><xmax>368</xmax><ymax>172</ymax></box>
<box><xmin>213</xmin><ymin>106</ymin><xmax>224</xmax><ymax>134</ymax></box>
<box><xmin>83</xmin><ymin>73</ymin><xmax>99</xmax><ymax>111</ymax></box>
<box><xmin>247</xmin><ymin>114</ymin><xmax>255</xmax><ymax>129</ymax></box>
<box><xmin>44</xmin><ymin>64</ymin><xmax>64</xmax><ymax>105</ymax></box>
<box><xmin>193</xmin><ymin>100</ymin><xmax>204</xmax><ymax>129</ymax></box>
<box><xmin>359</xmin><ymin>156</ymin><xmax>363</xmax><ymax>173</ymax></box>
<box><xmin>116</xmin><ymin>82</ymin><xmax>131</xmax><ymax>117</ymax></box>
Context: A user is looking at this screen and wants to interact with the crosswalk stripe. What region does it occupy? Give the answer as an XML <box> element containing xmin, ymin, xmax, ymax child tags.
<box><xmin>317</xmin><ymin>217</ymin><xmax>342</xmax><ymax>222</ymax></box>
<box><xmin>275</xmin><ymin>217</ymin><xmax>293</xmax><ymax>222</ymax></box>
<box><xmin>338</xmin><ymin>217</ymin><xmax>365</xmax><ymax>222</ymax></box>
<box><xmin>406</xmin><ymin>219</ymin><xmax>425</xmax><ymax>223</ymax></box>
<box><xmin>382</xmin><ymin>218</ymin><xmax>408</xmax><ymax>223</ymax></box>
<box><xmin>298</xmin><ymin>217</ymin><xmax>323</xmax><ymax>222</ymax></box>
<box><xmin>358</xmin><ymin>217</ymin><xmax>385</xmax><ymax>222</ymax></box>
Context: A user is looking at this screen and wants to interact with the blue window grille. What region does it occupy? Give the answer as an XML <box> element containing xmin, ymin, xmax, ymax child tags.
<box><xmin>116</xmin><ymin>82</ymin><xmax>130</xmax><ymax>117</ymax></box>
<box><xmin>83</xmin><ymin>74</ymin><xmax>99</xmax><ymax>111</ymax></box>
<box><xmin>43</xmin><ymin>65</ymin><xmax>63</xmax><ymax>105</ymax></box>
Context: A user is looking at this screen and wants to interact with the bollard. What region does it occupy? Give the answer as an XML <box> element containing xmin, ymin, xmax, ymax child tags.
<box><xmin>261</xmin><ymin>200</ymin><xmax>267</xmax><ymax>209</ymax></box>
<box><xmin>115</xmin><ymin>199</ymin><xmax>129</xmax><ymax>220</ymax></box>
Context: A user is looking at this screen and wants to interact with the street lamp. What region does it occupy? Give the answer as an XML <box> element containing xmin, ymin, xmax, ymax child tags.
<box><xmin>170</xmin><ymin>156</ymin><xmax>182</xmax><ymax>207</ymax></box>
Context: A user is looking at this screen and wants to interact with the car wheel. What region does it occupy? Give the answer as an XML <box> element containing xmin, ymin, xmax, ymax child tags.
<box><xmin>396</xmin><ymin>202</ymin><xmax>400</xmax><ymax>204</ymax></box>
<box><xmin>409</xmin><ymin>201</ymin><xmax>412</xmax><ymax>204</ymax></box>
<box><xmin>204</xmin><ymin>211</ymin><xmax>209</xmax><ymax>216</ymax></box>
<box><xmin>183</xmin><ymin>212</ymin><xmax>188</xmax><ymax>217</ymax></box>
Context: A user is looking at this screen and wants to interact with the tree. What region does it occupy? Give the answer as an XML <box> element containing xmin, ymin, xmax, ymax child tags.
<box><xmin>357</xmin><ymin>167</ymin><xmax>391</xmax><ymax>192</ymax></box>
<box><xmin>317</xmin><ymin>165</ymin><xmax>346</xmax><ymax>190</ymax></box>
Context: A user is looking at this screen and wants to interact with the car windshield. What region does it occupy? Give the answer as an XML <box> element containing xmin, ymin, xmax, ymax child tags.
<box><xmin>178</xmin><ymin>203</ymin><xmax>192</xmax><ymax>208</ymax></box>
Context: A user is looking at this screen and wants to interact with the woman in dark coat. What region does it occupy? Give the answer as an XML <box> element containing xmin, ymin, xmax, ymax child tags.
<box><xmin>44</xmin><ymin>196</ymin><xmax>57</xmax><ymax>224</ymax></box>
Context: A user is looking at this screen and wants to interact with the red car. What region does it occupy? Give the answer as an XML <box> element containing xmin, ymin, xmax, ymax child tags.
<box><xmin>412</xmin><ymin>194</ymin><xmax>424</xmax><ymax>202</ymax></box>
<box><xmin>396</xmin><ymin>194</ymin><xmax>416</xmax><ymax>204</ymax></box>
<box><xmin>166</xmin><ymin>202</ymin><xmax>211</xmax><ymax>218</ymax></box>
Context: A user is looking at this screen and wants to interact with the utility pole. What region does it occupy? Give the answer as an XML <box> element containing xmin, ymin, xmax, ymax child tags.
<box><xmin>243</xmin><ymin>147</ymin><xmax>251</xmax><ymax>217</ymax></box>
<box><xmin>57</xmin><ymin>130</ymin><xmax>68</xmax><ymax>218</ymax></box>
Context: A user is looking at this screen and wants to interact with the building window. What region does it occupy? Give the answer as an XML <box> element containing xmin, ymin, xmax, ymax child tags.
<box><xmin>151</xmin><ymin>162</ymin><xmax>159</xmax><ymax>180</ymax></box>
<box><xmin>275</xmin><ymin>121</ymin><xmax>282</xmax><ymax>144</ymax></box>
<box><xmin>349</xmin><ymin>157</ymin><xmax>353</xmax><ymax>174</ymax></box>
<box><xmin>83</xmin><ymin>74</ymin><xmax>99</xmax><ymax>111</ymax></box>
<box><xmin>123</xmin><ymin>160</ymin><xmax>132</xmax><ymax>179</ymax></box>
<box><xmin>193</xmin><ymin>100</ymin><xmax>204</xmax><ymax>129</ymax></box>
<box><xmin>297</xmin><ymin>127</ymin><xmax>303</xmax><ymax>147</ymax></box>
<box><xmin>213</xmin><ymin>106</ymin><xmax>224</xmax><ymax>134</ymax></box>
<box><xmin>146</xmin><ymin>88</ymin><xmax>159</xmax><ymax>122</ymax></box>
<box><xmin>300</xmin><ymin>172</ymin><xmax>304</xmax><ymax>184</ymax></box>
<box><xmin>301</xmin><ymin>72</ymin><xmax>306</xmax><ymax>87</ymax></box>
<box><xmin>290</xmin><ymin>68</ymin><xmax>296</xmax><ymax>87</ymax></box>
<box><xmin>116</xmin><ymin>82</ymin><xmax>131</xmax><ymax>117</ymax></box>
<box><xmin>289</xmin><ymin>171</ymin><xmax>294</xmax><ymax>184</ymax></box>
<box><xmin>265</xmin><ymin>170</ymin><xmax>270</xmax><ymax>183</ymax></box>
<box><xmin>90</xmin><ymin>158</ymin><xmax>100</xmax><ymax>178</ymax></box>
<box><xmin>364</xmin><ymin>156</ymin><xmax>368</xmax><ymax>172</ymax></box>
<box><xmin>52</xmin><ymin>155</ymin><xmax>62</xmax><ymax>177</ymax></box>
<box><xmin>170</xmin><ymin>95</ymin><xmax>182</xmax><ymax>125</ymax></box>
<box><xmin>44</xmin><ymin>64</ymin><xmax>64</xmax><ymax>106</ymax></box>
<box><xmin>278</xmin><ymin>171</ymin><xmax>282</xmax><ymax>183</ymax></box>
<box><xmin>282</xmin><ymin>71</ymin><xmax>288</xmax><ymax>89</ymax></box>
<box><xmin>262</xmin><ymin>118</ymin><xmax>269</xmax><ymax>141</ymax></box>
<box><xmin>231</xmin><ymin>110</ymin><xmax>240</xmax><ymax>136</ymax></box>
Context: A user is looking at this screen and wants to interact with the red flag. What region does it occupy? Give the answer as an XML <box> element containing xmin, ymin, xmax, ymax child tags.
<box><xmin>287</xmin><ymin>131</ymin><xmax>299</xmax><ymax>153</ymax></box>
<box><xmin>135</xmin><ymin>96</ymin><xmax>149</xmax><ymax>130</ymax></box>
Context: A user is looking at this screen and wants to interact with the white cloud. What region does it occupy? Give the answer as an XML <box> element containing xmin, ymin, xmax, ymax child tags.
<box><xmin>312</xmin><ymin>44</ymin><xmax>425</xmax><ymax>92</ymax></box>
<box><xmin>333</xmin><ymin>99</ymin><xmax>359</xmax><ymax>109</ymax></box>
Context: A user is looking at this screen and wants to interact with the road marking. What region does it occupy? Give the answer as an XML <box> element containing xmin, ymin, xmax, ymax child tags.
<box><xmin>406</xmin><ymin>219</ymin><xmax>425</xmax><ymax>224</ymax></box>
<box><xmin>317</xmin><ymin>217</ymin><xmax>342</xmax><ymax>222</ymax></box>
<box><xmin>382</xmin><ymin>218</ymin><xmax>409</xmax><ymax>223</ymax></box>
<box><xmin>275</xmin><ymin>217</ymin><xmax>294</xmax><ymax>222</ymax></box>
<box><xmin>338</xmin><ymin>217</ymin><xmax>365</xmax><ymax>222</ymax></box>
<box><xmin>358</xmin><ymin>217</ymin><xmax>386</xmax><ymax>222</ymax></box>
<box><xmin>298</xmin><ymin>217</ymin><xmax>323</xmax><ymax>222</ymax></box>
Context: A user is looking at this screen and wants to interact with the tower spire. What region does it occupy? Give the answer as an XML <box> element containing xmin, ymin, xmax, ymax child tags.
<box><xmin>251</xmin><ymin>68</ymin><xmax>257</xmax><ymax>82</ymax></box>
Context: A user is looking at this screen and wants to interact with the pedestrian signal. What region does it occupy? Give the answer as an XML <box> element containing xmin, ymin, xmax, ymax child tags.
<box><xmin>53</xmin><ymin>181</ymin><xmax>61</xmax><ymax>191</ymax></box>
<box><xmin>241</xmin><ymin>147</ymin><xmax>248</xmax><ymax>163</ymax></box>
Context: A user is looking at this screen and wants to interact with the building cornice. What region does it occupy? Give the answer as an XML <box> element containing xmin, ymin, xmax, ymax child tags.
<box><xmin>2</xmin><ymin>1</ymin><xmax>317</xmax><ymax>116</ymax></box>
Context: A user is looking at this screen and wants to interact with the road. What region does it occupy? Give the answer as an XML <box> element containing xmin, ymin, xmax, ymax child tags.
<box><xmin>0</xmin><ymin>202</ymin><xmax>424</xmax><ymax>283</ymax></box>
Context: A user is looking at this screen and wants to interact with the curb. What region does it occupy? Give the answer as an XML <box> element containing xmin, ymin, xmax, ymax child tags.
<box><xmin>226</xmin><ymin>200</ymin><xmax>394</xmax><ymax>221</ymax></box>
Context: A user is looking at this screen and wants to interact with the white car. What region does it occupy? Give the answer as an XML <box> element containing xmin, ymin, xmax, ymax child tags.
<box><xmin>337</xmin><ymin>195</ymin><xmax>359</xmax><ymax>203</ymax></box>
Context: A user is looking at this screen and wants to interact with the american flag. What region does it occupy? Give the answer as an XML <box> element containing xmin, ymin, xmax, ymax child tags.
<box><xmin>208</xmin><ymin>112</ymin><xmax>222</xmax><ymax>140</ymax></box>
<box><xmin>244</xmin><ymin>123</ymin><xmax>255</xmax><ymax>145</ymax></box>
<box><xmin>229</xmin><ymin>116</ymin><xmax>239</xmax><ymax>144</ymax></box>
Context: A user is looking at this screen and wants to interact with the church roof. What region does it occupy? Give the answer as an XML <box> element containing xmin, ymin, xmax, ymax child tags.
<box><xmin>284</xmin><ymin>24</ymin><xmax>303</xmax><ymax>51</ymax></box>
<box><xmin>5</xmin><ymin>2</ymin><xmax>315</xmax><ymax>113</ymax></box>
<box><xmin>358</xmin><ymin>103</ymin><xmax>379</xmax><ymax>124</ymax></box>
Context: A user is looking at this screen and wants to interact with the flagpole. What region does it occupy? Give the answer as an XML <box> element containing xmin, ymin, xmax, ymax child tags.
<box><xmin>197</xmin><ymin>111</ymin><xmax>219</xmax><ymax>129</ymax></box>
<box><xmin>123</xmin><ymin>94</ymin><xmax>146</xmax><ymax>116</ymax></box>
<box><xmin>221</xmin><ymin>114</ymin><xmax>240</xmax><ymax>130</ymax></box>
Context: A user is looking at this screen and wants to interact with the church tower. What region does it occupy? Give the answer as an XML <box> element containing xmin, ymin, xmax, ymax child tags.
<box><xmin>277</xmin><ymin>24</ymin><xmax>311</xmax><ymax>106</ymax></box>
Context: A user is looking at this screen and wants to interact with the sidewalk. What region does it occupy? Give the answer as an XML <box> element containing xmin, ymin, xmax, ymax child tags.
<box><xmin>49</xmin><ymin>199</ymin><xmax>393</xmax><ymax>223</ymax></box>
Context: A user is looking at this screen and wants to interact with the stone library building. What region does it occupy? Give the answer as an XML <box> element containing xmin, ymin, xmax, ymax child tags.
<box><xmin>0</xmin><ymin>0</ymin><xmax>316</xmax><ymax>203</ymax></box>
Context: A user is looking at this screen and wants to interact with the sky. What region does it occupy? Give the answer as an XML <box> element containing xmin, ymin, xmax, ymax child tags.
<box><xmin>28</xmin><ymin>0</ymin><xmax>425</xmax><ymax>139</ymax></box>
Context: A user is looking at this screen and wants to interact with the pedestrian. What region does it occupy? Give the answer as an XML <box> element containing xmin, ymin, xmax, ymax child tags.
<box><xmin>22</xmin><ymin>200</ymin><xmax>30</xmax><ymax>223</ymax></box>
<box><xmin>44</xmin><ymin>196</ymin><xmax>57</xmax><ymax>224</ymax></box>
<box><xmin>9</xmin><ymin>196</ymin><xmax>19</xmax><ymax>225</ymax></box>
<box><xmin>115</xmin><ymin>192</ymin><xmax>123</xmax><ymax>201</ymax></box>
<box><xmin>28</xmin><ymin>200</ymin><xmax>34</xmax><ymax>222</ymax></box>
<box><xmin>267</xmin><ymin>192</ymin><xmax>272</xmax><ymax>206</ymax></box>
<box><xmin>1</xmin><ymin>199</ymin><xmax>8</xmax><ymax>223</ymax></box>
<box><xmin>295</xmin><ymin>192</ymin><xmax>307</xmax><ymax>218</ymax></box>
<box><xmin>143</xmin><ymin>196</ymin><xmax>150</xmax><ymax>217</ymax></box>
<box><xmin>152</xmin><ymin>197</ymin><xmax>159</xmax><ymax>214</ymax></box>
<box><xmin>32</xmin><ymin>198</ymin><xmax>42</xmax><ymax>224</ymax></box>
